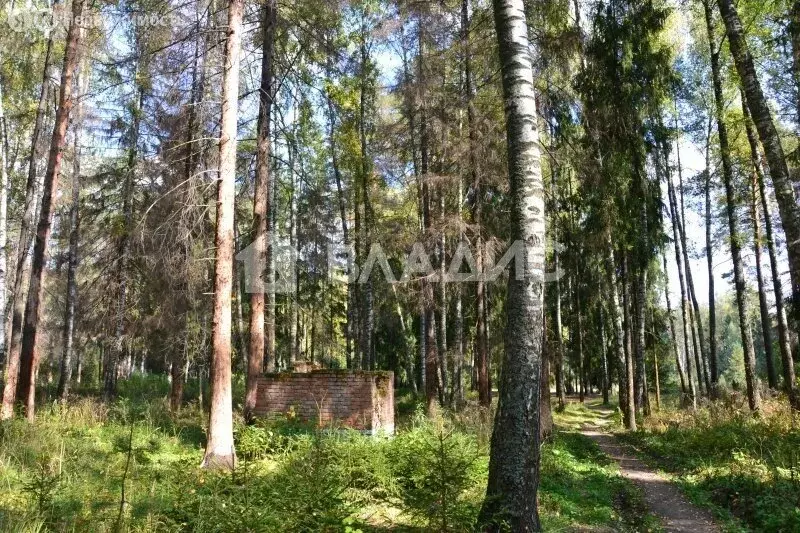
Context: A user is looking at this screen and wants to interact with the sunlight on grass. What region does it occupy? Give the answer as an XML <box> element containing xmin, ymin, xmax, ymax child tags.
<box><xmin>619</xmin><ymin>396</ymin><xmax>800</xmax><ymax>532</ymax></box>
<box><xmin>0</xmin><ymin>378</ymin><xmax>657</xmax><ymax>532</ymax></box>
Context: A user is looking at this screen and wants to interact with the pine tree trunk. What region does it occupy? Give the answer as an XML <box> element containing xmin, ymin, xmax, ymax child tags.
<box><xmin>605</xmin><ymin>240</ymin><xmax>635</xmax><ymax>429</ymax></box>
<box><xmin>574</xmin><ymin>275</ymin><xmax>585</xmax><ymax>403</ymax></box>
<box><xmin>621</xmin><ymin>256</ymin><xmax>637</xmax><ymax>422</ymax></box>
<box><xmin>455</xmin><ymin>77</ymin><xmax>465</xmax><ymax>404</ymax></box>
<box><xmin>548</xmin><ymin>112</ymin><xmax>565</xmax><ymax>410</ymax></box>
<box><xmin>391</xmin><ymin>284</ymin><xmax>416</xmax><ymax>392</ymax></box>
<box><xmin>0</xmin><ymin>65</ymin><xmax>8</xmax><ymax>379</ymax></box>
<box><xmin>717</xmin><ymin>0</ymin><xmax>800</xmax><ymax>320</ymax></box>
<box><xmin>288</xmin><ymin>108</ymin><xmax>299</xmax><ymax>368</ymax></box>
<box><xmin>418</xmin><ymin>16</ymin><xmax>439</xmax><ymax>413</ymax></box>
<box><xmin>17</xmin><ymin>0</ymin><xmax>85</xmax><ymax>420</ymax></box>
<box><xmin>400</xmin><ymin>22</ymin><xmax>422</xmax><ymax>383</ymax></box>
<box><xmin>707</xmin><ymin>0</ymin><xmax>761</xmax><ymax>411</ymax></box>
<box><xmin>634</xmin><ymin>268</ymin><xmax>647</xmax><ymax>416</ymax></box>
<box><xmin>202</xmin><ymin>0</ymin><xmax>243</xmax><ymax>470</ymax></box>
<box><xmin>540</xmin><ymin>315</ymin><xmax>553</xmax><ymax>440</ymax></box>
<box><xmin>479</xmin><ymin>1</ymin><xmax>545</xmax><ymax>528</ymax></box>
<box><xmin>233</xmin><ymin>226</ymin><xmax>248</xmax><ymax>371</ymax></box>
<box><xmin>741</xmin><ymin>95</ymin><xmax>798</xmax><ymax>408</ymax></box>
<box><xmin>599</xmin><ymin>305</ymin><xmax>610</xmax><ymax>405</ymax></box>
<box><xmin>57</xmin><ymin>64</ymin><xmax>85</xmax><ymax>402</ymax></box>
<box><xmin>456</xmin><ymin>0</ymin><xmax>489</xmax><ymax>407</ymax></box>
<box><xmin>170</xmin><ymin>334</ymin><xmax>186</xmax><ymax>412</ymax></box>
<box><xmin>325</xmin><ymin>42</ymin><xmax>353</xmax><ymax>371</ymax></box>
<box><xmin>358</xmin><ymin>27</ymin><xmax>374</xmax><ymax>371</ymax></box>
<box><xmin>244</xmin><ymin>0</ymin><xmax>275</xmax><ymax>420</ymax></box>
<box><xmin>438</xmin><ymin>192</ymin><xmax>448</xmax><ymax>403</ymax></box>
<box><xmin>1</xmin><ymin>25</ymin><xmax>54</xmax><ymax>420</ymax></box>
<box><xmin>266</xmin><ymin>145</ymin><xmax>277</xmax><ymax>371</ymax></box>
<box><xmin>175</xmin><ymin>19</ymin><xmax>206</xmax><ymax>410</ymax></box>
<box><xmin>105</xmin><ymin>76</ymin><xmax>143</xmax><ymax>398</ymax></box>
<box><xmin>553</xmin><ymin>232</ymin><xmax>566</xmax><ymax>410</ymax></box>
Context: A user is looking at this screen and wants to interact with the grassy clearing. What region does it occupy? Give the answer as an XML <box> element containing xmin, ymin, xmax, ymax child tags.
<box><xmin>0</xmin><ymin>377</ymin><xmax>651</xmax><ymax>532</ymax></box>
<box><xmin>618</xmin><ymin>395</ymin><xmax>800</xmax><ymax>532</ymax></box>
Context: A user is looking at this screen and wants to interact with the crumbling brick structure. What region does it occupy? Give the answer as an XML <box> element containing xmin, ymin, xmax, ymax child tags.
<box><xmin>253</xmin><ymin>370</ymin><xmax>394</xmax><ymax>435</ymax></box>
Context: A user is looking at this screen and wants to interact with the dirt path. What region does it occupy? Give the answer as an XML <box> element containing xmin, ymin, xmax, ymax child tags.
<box><xmin>578</xmin><ymin>403</ymin><xmax>719</xmax><ymax>533</ymax></box>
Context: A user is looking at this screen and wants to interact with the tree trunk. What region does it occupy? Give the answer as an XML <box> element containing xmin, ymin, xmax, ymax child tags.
<box><xmin>244</xmin><ymin>0</ymin><xmax>275</xmax><ymax>420</ymax></box>
<box><xmin>574</xmin><ymin>274</ymin><xmax>585</xmax><ymax>403</ymax></box>
<box><xmin>233</xmin><ymin>225</ymin><xmax>248</xmax><ymax>371</ymax></box>
<box><xmin>599</xmin><ymin>305</ymin><xmax>610</xmax><ymax>405</ymax></box>
<box><xmin>0</xmin><ymin>64</ymin><xmax>8</xmax><ymax>379</ymax></box>
<box><xmin>662</xmin><ymin>252</ymin><xmax>688</xmax><ymax>397</ymax></box>
<box><xmin>358</xmin><ymin>25</ymin><xmax>374</xmax><ymax>371</ymax></box>
<box><xmin>400</xmin><ymin>21</ymin><xmax>423</xmax><ymax>384</ymax></box>
<box><xmin>288</xmin><ymin>105</ymin><xmax>299</xmax><ymax>368</ymax></box>
<box><xmin>479</xmin><ymin>1</ymin><xmax>545</xmax><ymax>528</ymax></box>
<box><xmin>17</xmin><ymin>0</ymin><xmax>85</xmax><ymax>420</ymax></box>
<box><xmin>325</xmin><ymin>40</ymin><xmax>353</xmax><ymax>371</ymax></box>
<box><xmin>170</xmin><ymin>339</ymin><xmax>185</xmax><ymax>412</ymax></box>
<box><xmin>418</xmin><ymin>16</ymin><xmax>439</xmax><ymax>413</ymax></box>
<box><xmin>202</xmin><ymin>0</ymin><xmax>243</xmax><ymax>470</ymax></box>
<box><xmin>663</xmin><ymin>141</ymin><xmax>696</xmax><ymax>409</ymax></box>
<box><xmin>634</xmin><ymin>268</ymin><xmax>647</xmax><ymax>416</ymax></box>
<box><xmin>675</xmin><ymin>136</ymin><xmax>711</xmax><ymax>395</ymax></box>
<box><xmin>553</xmin><ymin>230</ymin><xmax>566</xmax><ymax>410</ymax></box>
<box><xmin>651</xmin><ymin>308</ymin><xmax>661</xmax><ymax>411</ymax></box>
<box><xmin>717</xmin><ymin>0</ymin><xmax>800</xmax><ymax>321</ymax></box>
<box><xmin>438</xmin><ymin>191</ymin><xmax>448</xmax><ymax>404</ymax></box>
<box><xmin>454</xmin><ymin>157</ymin><xmax>465</xmax><ymax>404</ymax></box>
<box><xmin>703</xmin><ymin>117</ymin><xmax>718</xmax><ymax>391</ymax></box>
<box><xmin>1</xmin><ymin>23</ymin><xmax>54</xmax><ymax>420</ymax></box>
<box><xmin>707</xmin><ymin>0</ymin><xmax>761</xmax><ymax>411</ymax></box>
<box><xmin>667</xmin><ymin>172</ymin><xmax>706</xmax><ymax>398</ymax></box>
<box><xmin>621</xmin><ymin>256</ymin><xmax>636</xmax><ymax>422</ymax></box>
<box><xmin>741</xmin><ymin>94</ymin><xmax>798</xmax><ymax>408</ymax></box>
<box><xmin>540</xmin><ymin>315</ymin><xmax>553</xmax><ymax>441</ymax></box>
<box><xmin>457</xmin><ymin>0</ymin><xmax>489</xmax><ymax>408</ymax></box>
<box><xmin>57</xmin><ymin>64</ymin><xmax>85</xmax><ymax>403</ymax></box>
<box><xmin>605</xmin><ymin>240</ymin><xmax>634</xmax><ymax>427</ymax></box>
<box><xmin>105</xmin><ymin>74</ymin><xmax>143</xmax><ymax>398</ymax></box>
<box><xmin>750</xmin><ymin>162</ymin><xmax>778</xmax><ymax>389</ymax></box>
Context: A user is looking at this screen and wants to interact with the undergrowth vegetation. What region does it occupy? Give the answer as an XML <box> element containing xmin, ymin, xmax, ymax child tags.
<box><xmin>620</xmin><ymin>395</ymin><xmax>800</xmax><ymax>532</ymax></box>
<box><xmin>0</xmin><ymin>377</ymin><xmax>650</xmax><ymax>532</ymax></box>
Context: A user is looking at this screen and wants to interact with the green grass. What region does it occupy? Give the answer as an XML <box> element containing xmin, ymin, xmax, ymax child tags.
<box><xmin>543</xmin><ymin>400</ymin><xmax>659</xmax><ymax>532</ymax></box>
<box><xmin>617</xmin><ymin>395</ymin><xmax>800</xmax><ymax>532</ymax></box>
<box><xmin>0</xmin><ymin>376</ymin><xmax>654</xmax><ymax>532</ymax></box>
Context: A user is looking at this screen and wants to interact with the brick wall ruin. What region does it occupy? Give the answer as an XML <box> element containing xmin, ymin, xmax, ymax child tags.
<box><xmin>253</xmin><ymin>370</ymin><xmax>394</xmax><ymax>435</ymax></box>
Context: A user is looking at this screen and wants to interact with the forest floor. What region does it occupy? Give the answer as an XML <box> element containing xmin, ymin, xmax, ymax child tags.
<box><xmin>0</xmin><ymin>377</ymin><xmax>795</xmax><ymax>531</ymax></box>
<box><xmin>574</xmin><ymin>399</ymin><xmax>718</xmax><ymax>532</ymax></box>
<box><xmin>0</xmin><ymin>376</ymin><xmax>654</xmax><ymax>532</ymax></box>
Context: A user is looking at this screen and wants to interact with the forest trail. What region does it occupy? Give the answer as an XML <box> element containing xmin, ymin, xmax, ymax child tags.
<box><xmin>577</xmin><ymin>400</ymin><xmax>719</xmax><ymax>533</ymax></box>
